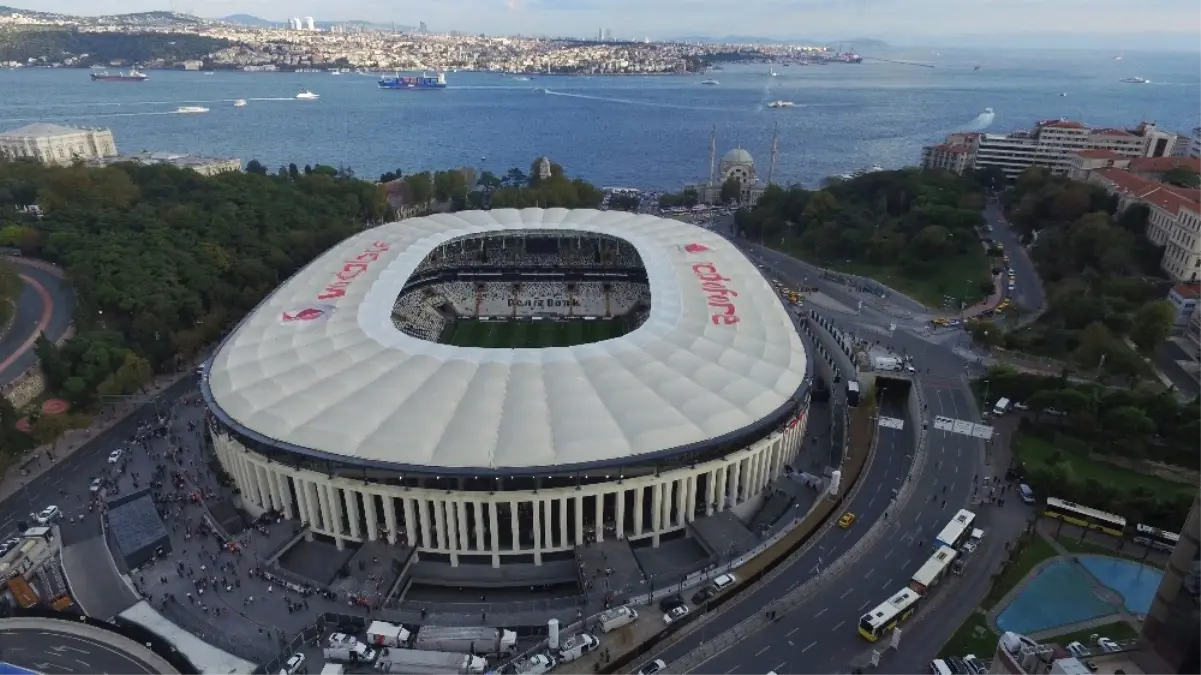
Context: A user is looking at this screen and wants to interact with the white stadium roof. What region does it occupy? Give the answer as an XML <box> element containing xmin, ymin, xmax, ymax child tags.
<box><xmin>205</xmin><ymin>208</ymin><xmax>807</xmax><ymax>473</ymax></box>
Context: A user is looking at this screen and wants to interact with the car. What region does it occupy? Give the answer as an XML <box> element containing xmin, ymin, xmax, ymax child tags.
<box><xmin>33</xmin><ymin>505</ymin><xmax>61</xmax><ymax>525</ymax></box>
<box><xmin>108</xmin><ymin>449</ymin><xmax>124</xmax><ymax>464</ymax></box>
<box><xmin>710</xmin><ymin>573</ymin><xmax>737</xmax><ymax>590</ymax></box>
<box><xmin>637</xmin><ymin>659</ymin><xmax>667</xmax><ymax>675</ymax></box>
<box><xmin>663</xmin><ymin>605</ymin><xmax>690</xmax><ymax>624</ymax></box>
<box><xmin>838</xmin><ymin>512</ymin><xmax>856</xmax><ymax>529</ymax></box>
<box><xmin>691</xmin><ymin>586</ymin><xmax>717</xmax><ymax>604</ymax></box>
<box><xmin>961</xmin><ymin>539</ymin><xmax>979</xmax><ymax>554</ymax></box>
<box><xmin>280</xmin><ymin>652</ymin><xmax>306</xmax><ymax>674</ymax></box>
<box><xmin>658</xmin><ymin>594</ymin><xmax>684</xmax><ymax>612</ymax></box>
<box><xmin>89</xmin><ymin>478</ymin><xmax>104</xmax><ymax>493</ymax></box>
<box><xmin>1097</xmin><ymin>637</ymin><xmax>1121</xmax><ymax>653</ymax></box>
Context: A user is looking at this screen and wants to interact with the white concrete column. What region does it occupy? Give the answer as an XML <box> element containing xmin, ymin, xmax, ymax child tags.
<box><xmin>235</xmin><ymin>457</ymin><xmax>255</xmax><ymax>502</ymax></box>
<box><xmin>574</xmin><ymin>495</ymin><xmax>584</xmax><ymax>546</ymax></box>
<box><xmin>532</xmin><ymin>500</ymin><xmax>543</xmax><ymax>565</ymax></box>
<box><xmin>401</xmin><ymin>498</ymin><xmax>416</xmax><ymax>547</ymax></box>
<box><xmin>651</xmin><ymin>483</ymin><xmax>663</xmax><ymax>546</ymax></box>
<box><xmin>544</xmin><ymin>500</ymin><xmax>555</xmax><ymax>550</ymax></box>
<box><xmin>557</xmin><ymin>497</ymin><xmax>568</xmax><ymax>548</ymax></box>
<box><xmin>294</xmin><ymin>478</ymin><xmax>310</xmax><ymax>526</ymax></box>
<box><xmin>434</xmin><ymin>499</ymin><xmax>448</xmax><ymax>550</ymax></box>
<box><xmin>633</xmin><ymin>486</ymin><xmax>645</xmax><ymax>536</ymax></box>
<box><xmin>488</xmin><ymin>503</ymin><xmax>500</xmax><ymax>565</ymax></box>
<box><xmin>706</xmin><ymin>469</ymin><xmax>717</xmax><ymax>516</ymax></box>
<box><xmin>616</xmin><ymin>489</ymin><xmax>626</xmax><ymax>539</ymax></box>
<box><xmin>247</xmin><ymin>463</ymin><xmax>266</xmax><ymax>508</ymax></box>
<box><xmin>344</xmin><ymin>488</ymin><xmax>362</xmax><ymax>539</ymax></box>
<box><xmin>306</xmin><ymin>482</ymin><xmax>322</xmax><ymax>531</ymax></box>
<box><xmin>382</xmin><ymin>494</ymin><xmax>397</xmax><ymax>544</ymax></box>
<box><xmin>510</xmin><ymin>501</ymin><xmax>520</xmax><ymax>551</ymax></box>
<box><xmin>316</xmin><ymin>484</ymin><xmax>333</xmax><ymax>533</ymax></box>
<box><xmin>673</xmin><ymin>480</ymin><xmax>685</xmax><ymax>527</ymax></box>
<box><xmin>595</xmin><ymin>492</ymin><xmax>605</xmax><ymax>543</ymax></box>
<box><xmin>473</xmin><ymin>502</ymin><xmax>485</xmax><ymax>551</ymax></box>
<box><xmin>662</xmin><ymin>481</ymin><xmax>674</xmax><ymax>529</ymax></box>
<box><xmin>419</xmin><ymin>499</ymin><xmax>433</xmax><ymax>549</ymax></box>
<box><xmin>277</xmin><ymin>471</ymin><xmax>294</xmax><ymax>519</ymax></box>
<box><xmin>445</xmin><ymin>501</ymin><xmax>460</xmax><ymax>565</ymax></box>
<box><xmin>266</xmin><ymin>468</ymin><xmax>283</xmax><ymax>511</ymax></box>
<box><xmin>329</xmin><ymin>487</ymin><xmax>345</xmax><ymax>546</ymax></box>
<box><xmin>364</xmin><ymin>492</ymin><xmax>379</xmax><ymax>541</ymax></box>
<box><xmin>740</xmin><ymin>457</ymin><xmax>752</xmax><ymax>499</ymax></box>
<box><xmin>456</xmin><ymin>501</ymin><xmax>470</xmax><ymax>551</ymax></box>
<box><xmin>728</xmin><ymin>461</ymin><xmax>741</xmax><ymax>506</ymax></box>
<box><xmin>748</xmin><ymin>452</ymin><xmax>762</xmax><ymax>494</ymax></box>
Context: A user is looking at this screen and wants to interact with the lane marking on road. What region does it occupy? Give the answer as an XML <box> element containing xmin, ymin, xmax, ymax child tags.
<box><xmin>859</xmin><ymin>600</ymin><xmax>872</xmax><ymax>610</ymax></box>
<box><xmin>773</xmin><ymin>662</ymin><xmax>788</xmax><ymax>673</ymax></box>
<box><xmin>786</xmin><ymin>626</ymin><xmax>801</xmax><ymax>637</ymax></box>
<box><xmin>864</xmin><ymin>567</ymin><xmax>874</xmax><ymax>578</ymax></box>
<box><xmin>882</xmin><ymin>579</ymin><xmax>892</xmax><ymax>589</ymax></box>
<box><xmin>802</xmin><ymin>641</ymin><xmax>817</xmax><ymax>653</ymax></box>
<box><xmin>755</xmin><ymin>646</ymin><xmax>771</xmax><ymax>657</ymax></box>
<box><xmin>723</xmin><ymin>666</ymin><xmax>741</xmax><ymax>674</ymax></box>
<box><xmin>814</xmin><ymin>607</ymin><xmax>827</xmax><ymax>618</ymax></box>
<box><xmin>883</xmin><ymin>549</ymin><xmax>892</xmax><ymax>560</ymax></box>
<box><xmin>832</xmin><ymin>620</ymin><xmax>845</xmax><ymax>633</ymax></box>
<box><xmin>840</xmin><ymin>588</ymin><xmax>853</xmax><ymax>598</ymax></box>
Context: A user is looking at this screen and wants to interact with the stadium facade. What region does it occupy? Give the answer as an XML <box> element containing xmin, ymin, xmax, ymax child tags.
<box><xmin>202</xmin><ymin>209</ymin><xmax>810</xmax><ymax>566</ymax></box>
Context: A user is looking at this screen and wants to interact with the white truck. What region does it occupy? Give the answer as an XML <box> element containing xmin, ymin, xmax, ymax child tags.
<box><xmin>411</xmin><ymin>626</ymin><xmax>517</xmax><ymax>656</ymax></box>
<box><xmin>367</xmin><ymin>620</ymin><xmax>412</xmax><ymax>648</ymax></box>
<box><xmin>321</xmin><ymin>666</ymin><xmax>344</xmax><ymax>675</ymax></box>
<box><xmin>323</xmin><ymin>633</ymin><xmax>378</xmax><ymax>664</ymax></box>
<box><xmin>512</xmin><ymin>653</ymin><xmax>556</xmax><ymax>675</ymax></box>
<box><xmin>556</xmin><ymin>633</ymin><xmax>600</xmax><ymax>663</ymax></box>
<box><xmin>873</xmin><ymin>355</ymin><xmax>903</xmax><ymax>372</ymax></box>
<box><xmin>992</xmin><ymin>397</ymin><xmax>1010</xmax><ymax>416</ymax></box>
<box><xmin>595</xmin><ymin>605</ymin><xmax>638</xmax><ymax>633</ymax></box>
<box><xmin>372</xmin><ymin>649</ymin><xmax>486</xmax><ymax>674</ymax></box>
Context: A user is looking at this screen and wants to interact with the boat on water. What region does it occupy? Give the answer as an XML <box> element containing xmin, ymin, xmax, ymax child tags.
<box><xmin>767</xmin><ymin>100</ymin><xmax>795</xmax><ymax>108</ymax></box>
<box><xmin>233</xmin><ymin>99</ymin><xmax>247</xmax><ymax>107</ymax></box>
<box><xmin>1120</xmin><ymin>76</ymin><xmax>1150</xmax><ymax>84</ymax></box>
<box><xmin>91</xmin><ymin>69</ymin><xmax>147</xmax><ymax>82</ymax></box>
<box><xmin>701</xmin><ymin>79</ymin><xmax>719</xmax><ymax>85</ymax></box>
<box><xmin>768</xmin><ymin>67</ymin><xmax>778</xmax><ymax>77</ymax></box>
<box><xmin>295</xmin><ymin>90</ymin><xmax>320</xmax><ymax>100</ymax></box>
<box><xmin>176</xmin><ymin>106</ymin><xmax>209</xmax><ymax>114</ymax></box>
<box><xmin>378</xmin><ymin>72</ymin><xmax>447</xmax><ymax>90</ymax></box>
<box><xmin>983</xmin><ymin>107</ymin><xmax>994</xmax><ymax>115</ymax></box>
<box><xmin>513</xmin><ymin>76</ymin><xmax>531</xmax><ymax>81</ymax></box>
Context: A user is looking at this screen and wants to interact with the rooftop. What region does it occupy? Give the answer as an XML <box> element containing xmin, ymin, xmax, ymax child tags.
<box><xmin>0</xmin><ymin>122</ymin><xmax>107</xmax><ymax>139</ymax></box>
<box><xmin>1074</xmin><ymin>149</ymin><xmax>1126</xmax><ymax>160</ymax></box>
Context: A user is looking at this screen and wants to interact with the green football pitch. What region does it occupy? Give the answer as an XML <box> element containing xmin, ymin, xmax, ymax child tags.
<box><xmin>442</xmin><ymin>318</ymin><xmax>630</xmax><ymax>348</ymax></box>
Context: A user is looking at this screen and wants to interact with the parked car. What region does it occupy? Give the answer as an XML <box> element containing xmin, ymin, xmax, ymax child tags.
<box><xmin>658</xmin><ymin>594</ymin><xmax>684</xmax><ymax>612</ymax></box>
<box><xmin>33</xmin><ymin>505</ymin><xmax>61</xmax><ymax>525</ymax></box>
<box><xmin>663</xmin><ymin>605</ymin><xmax>690</xmax><ymax>624</ymax></box>
<box><xmin>108</xmin><ymin>449</ymin><xmax>124</xmax><ymax>464</ymax></box>
<box><xmin>637</xmin><ymin>660</ymin><xmax>667</xmax><ymax>675</ymax></box>
<box><xmin>90</xmin><ymin>478</ymin><xmax>104</xmax><ymax>494</ymax></box>
<box><xmin>838</xmin><ymin>512</ymin><xmax>856</xmax><ymax>529</ymax></box>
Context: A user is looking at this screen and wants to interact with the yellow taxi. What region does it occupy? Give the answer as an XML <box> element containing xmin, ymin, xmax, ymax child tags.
<box><xmin>838</xmin><ymin>512</ymin><xmax>856</xmax><ymax>529</ymax></box>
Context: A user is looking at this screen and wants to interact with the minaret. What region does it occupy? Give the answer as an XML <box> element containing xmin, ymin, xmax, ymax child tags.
<box><xmin>768</xmin><ymin>123</ymin><xmax>779</xmax><ymax>186</ymax></box>
<box><xmin>707</xmin><ymin>127</ymin><xmax>716</xmax><ymax>187</ymax></box>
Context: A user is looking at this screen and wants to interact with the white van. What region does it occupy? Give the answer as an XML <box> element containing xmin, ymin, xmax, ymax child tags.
<box><xmin>1019</xmin><ymin>484</ymin><xmax>1035</xmax><ymax>504</ymax></box>
<box><xmin>596</xmin><ymin>605</ymin><xmax>638</xmax><ymax>633</ymax></box>
<box><xmin>992</xmin><ymin>397</ymin><xmax>1010</xmax><ymax>416</ymax></box>
<box><xmin>929</xmin><ymin>659</ymin><xmax>953</xmax><ymax>675</ymax></box>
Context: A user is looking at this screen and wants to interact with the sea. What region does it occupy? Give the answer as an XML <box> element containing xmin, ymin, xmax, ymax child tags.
<box><xmin>0</xmin><ymin>47</ymin><xmax>1198</xmax><ymax>190</ymax></box>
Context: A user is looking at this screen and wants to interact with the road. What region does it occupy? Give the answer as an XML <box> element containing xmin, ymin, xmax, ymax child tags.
<box><xmin>983</xmin><ymin>203</ymin><xmax>1046</xmax><ymax>315</ymax></box>
<box><xmin>0</xmin><ymin>617</ymin><xmax>177</xmax><ymax>674</ymax></box>
<box><xmin>0</xmin><ymin>258</ymin><xmax>74</xmax><ymax>387</ymax></box>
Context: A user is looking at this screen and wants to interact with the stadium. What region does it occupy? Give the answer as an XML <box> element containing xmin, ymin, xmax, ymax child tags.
<box><xmin>201</xmin><ymin>208</ymin><xmax>810</xmax><ymax>565</ymax></box>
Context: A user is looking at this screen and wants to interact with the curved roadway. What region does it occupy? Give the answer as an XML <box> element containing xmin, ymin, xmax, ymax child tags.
<box><xmin>0</xmin><ymin>617</ymin><xmax>178</xmax><ymax>674</ymax></box>
<box><xmin>0</xmin><ymin>258</ymin><xmax>75</xmax><ymax>387</ymax></box>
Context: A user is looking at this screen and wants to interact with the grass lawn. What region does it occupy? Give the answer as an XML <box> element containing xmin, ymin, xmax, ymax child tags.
<box><xmin>1037</xmin><ymin>620</ymin><xmax>1140</xmax><ymax>646</ymax></box>
<box><xmin>777</xmin><ymin>240</ymin><xmax>993</xmax><ymax>308</ymax></box>
<box><xmin>939</xmin><ymin>611</ymin><xmax>998</xmax><ymax>659</ymax></box>
<box><xmin>1015</xmin><ymin>435</ymin><xmax>1195</xmax><ymax>500</ymax></box>
<box><xmin>981</xmin><ymin>533</ymin><xmax>1059</xmax><ymax>610</ymax></box>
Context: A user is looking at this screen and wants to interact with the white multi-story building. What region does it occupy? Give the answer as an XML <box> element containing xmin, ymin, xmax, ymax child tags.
<box><xmin>288</xmin><ymin>17</ymin><xmax>302</xmax><ymax>30</ymax></box>
<box><xmin>1167</xmin><ymin>283</ymin><xmax>1201</xmax><ymax>334</ymax></box>
<box><xmin>304</xmin><ymin>16</ymin><xmax>316</xmax><ymax>31</ymax></box>
<box><xmin>87</xmin><ymin>151</ymin><xmax>243</xmax><ymax>176</ymax></box>
<box><xmin>922</xmin><ymin>119</ymin><xmax>1181</xmax><ymax>181</ymax></box>
<box><xmin>0</xmin><ymin>123</ymin><xmax>117</xmax><ymax>165</ymax></box>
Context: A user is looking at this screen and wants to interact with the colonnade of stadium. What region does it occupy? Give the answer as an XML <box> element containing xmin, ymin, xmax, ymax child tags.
<box><xmin>210</xmin><ymin>413</ymin><xmax>808</xmax><ymax>566</ymax></box>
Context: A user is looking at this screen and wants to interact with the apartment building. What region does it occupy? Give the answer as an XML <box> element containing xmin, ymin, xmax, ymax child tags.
<box><xmin>1167</xmin><ymin>283</ymin><xmax>1201</xmax><ymax>333</ymax></box>
<box><xmin>922</xmin><ymin>119</ymin><xmax>1181</xmax><ymax>180</ymax></box>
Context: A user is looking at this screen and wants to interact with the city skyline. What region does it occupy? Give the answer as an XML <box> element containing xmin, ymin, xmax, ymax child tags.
<box><xmin>18</xmin><ymin>0</ymin><xmax>1201</xmax><ymax>48</ymax></box>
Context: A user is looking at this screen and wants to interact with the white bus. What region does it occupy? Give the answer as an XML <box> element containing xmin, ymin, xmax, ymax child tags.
<box><xmin>858</xmin><ymin>587</ymin><xmax>921</xmax><ymax>641</ymax></box>
<box><xmin>1133</xmin><ymin>524</ymin><xmax>1179</xmax><ymax>553</ymax></box>
<box><xmin>934</xmin><ymin>509</ymin><xmax>976</xmax><ymax>550</ymax></box>
<box><xmin>909</xmin><ymin>546</ymin><xmax>958</xmax><ymax>594</ymax></box>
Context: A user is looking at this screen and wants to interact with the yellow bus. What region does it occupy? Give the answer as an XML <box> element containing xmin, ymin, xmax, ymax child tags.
<box><xmin>1044</xmin><ymin>497</ymin><xmax>1126</xmax><ymax>537</ymax></box>
<box><xmin>858</xmin><ymin>587</ymin><xmax>921</xmax><ymax>641</ymax></box>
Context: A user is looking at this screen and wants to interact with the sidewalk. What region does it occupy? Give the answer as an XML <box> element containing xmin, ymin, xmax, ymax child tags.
<box><xmin>0</xmin><ymin>366</ymin><xmax>198</xmax><ymax>503</ymax></box>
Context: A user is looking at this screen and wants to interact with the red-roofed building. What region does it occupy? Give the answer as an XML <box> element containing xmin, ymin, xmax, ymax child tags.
<box><xmin>1088</xmin><ymin>167</ymin><xmax>1201</xmax><ymax>281</ymax></box>
<box><xmin>921</xmin><ymin>118</ymin><xmax>1185</xmax><ymax>181</ymax></box>
<box><xmin>1128</xmin><ymin>156</ymin><xmax>1201</xmax><ymax>181</ymax></box>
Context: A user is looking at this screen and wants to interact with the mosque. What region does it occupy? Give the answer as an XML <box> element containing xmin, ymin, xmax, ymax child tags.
<box><xmin>687</xmin><ymin>128</ymin><xmax>779</xmax><ymax>206</ymax></box>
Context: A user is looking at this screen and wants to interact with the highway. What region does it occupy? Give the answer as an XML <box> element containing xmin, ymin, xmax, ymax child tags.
<box><xmin>0</xmin><ymin>617</ymin><xmax>177</xmax><ymax>674</ymax></box>
<box><xmin>0</xmin><ymin>258</ymin><xmax>74</xmax><ymax>387</ymax></box>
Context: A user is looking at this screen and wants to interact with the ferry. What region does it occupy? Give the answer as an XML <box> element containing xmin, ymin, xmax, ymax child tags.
<box><xmin>378</xmin><ymin>72</ymin><xmax>447</xmax><ymax>90</ymax></box>
<box><xmin>176</xmin><ymin>106</ymin><xmax>209</xmax><ymax>114</ymax></box>
<box><xmin>295</xmin><ymin>90</ymin><xmax>320</xmax><ymax>100</ymax></box>
<box><xmin>767</xmin><ymin>100</ymin><xmax>795</xmax><ymax>108</ymax></box>
<box><xmin>233</xmin><ymin>99</ymin><xmax>247</xmax><ymax>107</ymax></box>
<box><xmin>701</xmin><ymin>79</ymin><xmax>719</xmax><ymax>85</ymax></box>
<box><xmin>91</xmin><ymin>69</ymin><xmax>147</xmax><ymax>82</ymax></box>
<box><xmin>1120</xmin><ymin>76</ymin><xmax>1150</xmax><ymax>84</ymax></box>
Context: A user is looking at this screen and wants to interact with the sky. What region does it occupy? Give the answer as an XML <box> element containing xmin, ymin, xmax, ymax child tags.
<box><xmin>21</xmin><ymin>0</ymin><xmax>1201</xmax><ymax>47</ymax></box>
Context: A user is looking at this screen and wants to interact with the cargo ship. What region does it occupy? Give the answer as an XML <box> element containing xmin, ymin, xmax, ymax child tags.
<box><xmin>90</xmin><ymin>69</ymin><xmax>148</xmax><ymax>82</ymax></box>
<box><xmin>378</xmin><ymin>72</ymin><xmax>447</xmax><ymax>90</ymax></box>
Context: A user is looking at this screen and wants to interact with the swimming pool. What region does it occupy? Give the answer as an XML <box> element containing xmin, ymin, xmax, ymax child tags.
<box><xmin>1077</xmin><ymin>554</ymin><xmax>1163</xmax><ymax>615</ymax></box>
<box><xmin>996</xmin><ymin>561</ymin><xmax>1113</xmax><ymax>634</ymax></box>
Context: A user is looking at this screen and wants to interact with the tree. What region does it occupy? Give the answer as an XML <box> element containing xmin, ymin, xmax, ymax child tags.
<box><xmin>1128</xmin><ymin>300</ymin><xmax>1176</xmax><ymax>355</ymax></box>
<box><xmin>1162</xmin><ymin>167</ymin><xmax>1200</xmax><ymax>189</ymax></box>
<box><xmin>30</xmin><ymin>413</ymin><xmax>71</xmax><ymax>450</ymax></box>
<box><xmin>720</xmin><ymin>176</ymin><xmax>741</xmax><ymax>204</ymax></box>
<box><xmin>245</xmin><ymin>159</ymin><xmax>267</xmax><ymax>175</ymax></box>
